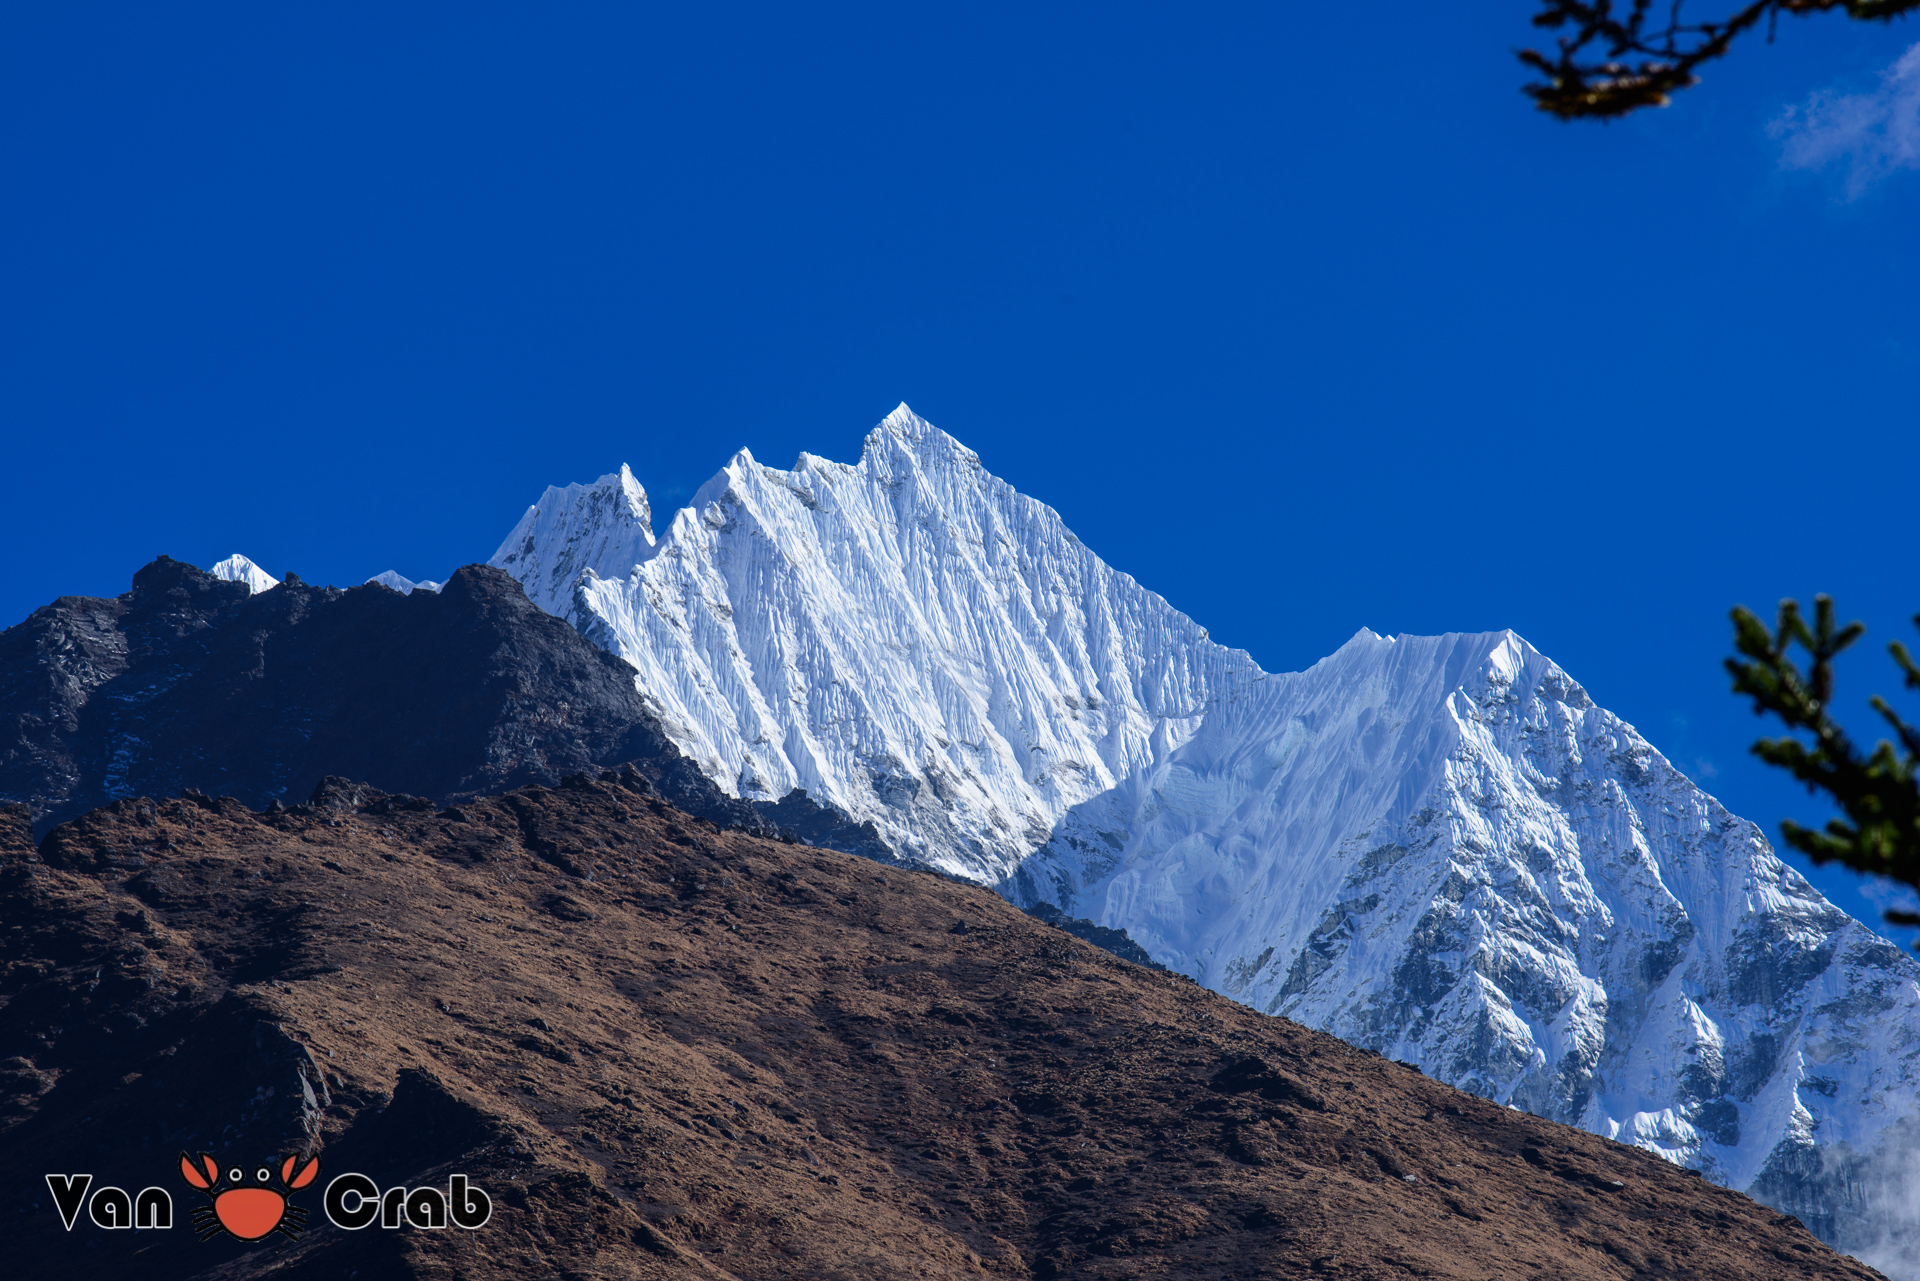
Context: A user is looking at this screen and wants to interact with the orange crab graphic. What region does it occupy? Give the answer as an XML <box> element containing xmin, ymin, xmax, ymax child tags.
<box><xmin>178</xmin><ymin>1151</ymin><xmax>320</xmax><ymax>1241</ymax></box>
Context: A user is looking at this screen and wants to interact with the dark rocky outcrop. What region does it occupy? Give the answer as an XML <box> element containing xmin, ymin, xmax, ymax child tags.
<box><xmin>1021</xmin><ymin>900</ymin><xmax>1164</xmax><ymax>969</ymax></box>
<box><xmin>753</xmin><ymin>785</ymin><xmax>891</xmax><ymax>862</ymax></box>
<box><xmin>0</xmin><ymin>558</ymin><xmax>867</xmax><ymax>848</ymax></box>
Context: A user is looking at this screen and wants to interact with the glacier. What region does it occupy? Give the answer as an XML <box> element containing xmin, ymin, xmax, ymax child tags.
<box><xmin>487</xmin><ymin>403</ymin><xmax>1920</xmax><ymax>1265</ymax></box>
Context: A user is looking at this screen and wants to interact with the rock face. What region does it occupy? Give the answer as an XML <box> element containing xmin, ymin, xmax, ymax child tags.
<box><xmin>488</xmin><ymin>406</ymin><xmax>1920</xmax><ymax>1270</ymax></box>
<box><xmin>0</xmin><ymin>782</ymin><xmax>1874</xmax><ymax>1280</ymax></box>
<box><xmin>0</xmin><ymin>557</ymin><xmax>812</xmax><ymax>839</ymax></box>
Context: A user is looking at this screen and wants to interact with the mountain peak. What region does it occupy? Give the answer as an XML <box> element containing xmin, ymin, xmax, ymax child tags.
<box><xmin>520</xmin><ymin>407</ymin><xmax>1259</xmax><ymax>876</ymax></box>
<box><xmin>487</xmin><ymin>464</ymin><xmax>655</xmax><ymax>618</ymax></box>
<box><xmin>862</xmin><ymin>403</ymin><xmax>983</xmax><ymax>476</ymax></box>
<box><xmin>208</xmin><ymin>553</ymin><xmax>279</xmax><ymax>594</ymax></box>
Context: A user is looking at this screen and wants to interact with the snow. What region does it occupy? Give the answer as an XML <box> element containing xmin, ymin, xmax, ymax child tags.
<box><xmin>367</xmin><ymin>570</ymin><xmax>442</xmax><ymax>595</ymax></box>
<box><xmin>491</xmin><ymin>463</ymin><xmax>653</xmax><ymax>616</ymax></box>
<box><xmin>208</xmin><ymin>554</ymin><xmax>279</xmax><ymax>594</ymax></box>
<box><xmin>1012</xmin><ymin>628</ymin><xmax>1920</xmax><ymax>1210</ymax></box>
<box><xmin>490</xmin><ymin>405</ymin><xmax>1261</xmax><ymax>880</ymax></box>
<box><xmin>487</xmin><ymin>403</ymin><xmax>1920</xmax><ymax>1262</ymax></box>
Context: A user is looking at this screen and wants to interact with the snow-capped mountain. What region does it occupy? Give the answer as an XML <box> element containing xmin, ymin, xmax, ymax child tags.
<box><xmin>209</xmin><ymin>553</ymin><xmax>279</xmax><ymax>594</ymax></box>
<box><xmin>488</xmin><ymin>404</ymin><xmax>1920</xmax><ymax>1266</ymax></box>
<box><xmin>367</xmin><ymin>570</ymin><xmax>443</xmax><ymax>594</ymax></box>
<box><xmin>1011</xmin><ymin>627</ymin><xmax>1920</xmax><ymax>1260</ymax></box>
<box><xmin>491</xmin><ymin>407</ymin><xmax>1262</xmax><ymax>881</ymax></box>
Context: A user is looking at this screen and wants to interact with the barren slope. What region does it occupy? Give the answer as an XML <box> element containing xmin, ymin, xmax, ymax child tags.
<box><xmin>0</xmin><ymin>777</ymin><xmax>1878</xmax><ymax>1280</ymax></box>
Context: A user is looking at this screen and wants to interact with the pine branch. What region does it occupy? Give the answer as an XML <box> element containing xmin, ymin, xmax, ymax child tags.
<box><xmin>1727</xmin><ymin>597</ymin><xmax>1920</xmax><ymax>937</ymax></box>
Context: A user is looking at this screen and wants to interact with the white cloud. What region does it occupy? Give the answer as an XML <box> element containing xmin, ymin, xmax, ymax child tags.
<box><xmin>1825</xmin><ymin>1117</ymin><xmax>1920</xmax><ymax>1281</ymax></box>
<box><xmin>1857</xmin><ymin>874</ymin><xmax>1920</xmax><ymax>922</ymax></box>
<box><xmin>1771</xmin><ymin>42</ymin><xmax>1920</xmax><ymax>198</ymax></box>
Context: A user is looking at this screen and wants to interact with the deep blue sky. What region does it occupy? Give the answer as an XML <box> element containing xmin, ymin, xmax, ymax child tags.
<box><xmin>4</xmin><ymin>4</ymin><xmax>1917</xmax><ymax>938</ymax></box>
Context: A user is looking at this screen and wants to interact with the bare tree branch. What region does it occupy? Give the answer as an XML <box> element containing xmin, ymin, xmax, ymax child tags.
<box><xmin>1522</xmin><ymin>0</ymin><xmax>1920</xmax><ymax>119</ymax></box>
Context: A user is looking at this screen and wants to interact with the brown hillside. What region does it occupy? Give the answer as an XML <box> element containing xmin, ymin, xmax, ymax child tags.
<box><xmin>0</xmin><ymin>773</ymin><xmax>1881</xmax><ymax>1280</ymax></box>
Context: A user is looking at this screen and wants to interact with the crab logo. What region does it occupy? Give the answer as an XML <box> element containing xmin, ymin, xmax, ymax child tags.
<box><xmin>177</xmin><ymin>1152</ymin><xmax>320</xmax><ymax>1242</ymax></box>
